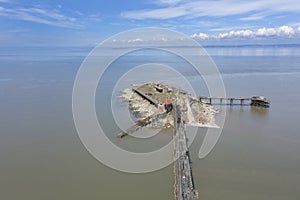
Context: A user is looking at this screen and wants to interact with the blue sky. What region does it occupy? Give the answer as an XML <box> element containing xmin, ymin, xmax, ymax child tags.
<box><xmin>1</xmin><ymin>0</ymin><xmax>300</xmax><ymax>46</ymax></box>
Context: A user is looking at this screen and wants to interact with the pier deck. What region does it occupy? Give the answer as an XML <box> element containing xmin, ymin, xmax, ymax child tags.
<box><xmin>117</xmin><ymin>112</ymin><xmax>162</xmax><ymax>138</ymax></box>
<box><xmin>199</xmin><ymin>96</ymin><xmax>270</xmax><ymax>107</ymax></box>
<box><xmin>174</xmin><ymin>103</ymin><xmax>198</xmax><ymax>200</ymax></box>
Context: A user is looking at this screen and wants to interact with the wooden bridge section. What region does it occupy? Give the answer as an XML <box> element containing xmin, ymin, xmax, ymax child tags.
<box><xmin>173</xmin><ymin>103</ymin><xmax>198</xmax><ymax>200</ymax></box>
<box><xmin>199</xmin><ymin>96</ymin><xmax>270</xmax><ymax>107</ymax></box>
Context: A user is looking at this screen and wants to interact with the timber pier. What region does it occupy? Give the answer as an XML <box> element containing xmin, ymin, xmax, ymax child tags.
<box><xmin>173</xmin><ymin>101</ymin><xmax>198</xmax><ymax>200</ymax></box>
<box><xmin>199</xmin><ymin>96</ymin><xmax>270</xmax><ymax>107</ymax></box>
<box><xmin>117</xmin><ymin>111</ymin><xmax>162</xmax><ymax>138</ymax></box>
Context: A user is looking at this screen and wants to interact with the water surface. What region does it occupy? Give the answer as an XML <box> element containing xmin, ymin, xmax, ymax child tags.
<box><xmin>0</xmin><ymin>45</ymin><xmax>300</xmax><ymax>199</ymax></box>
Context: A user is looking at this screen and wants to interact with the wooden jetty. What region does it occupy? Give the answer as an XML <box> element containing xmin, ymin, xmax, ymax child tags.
<box><xmin>199</xmin><ymin>96</ymin><xmax>270</xmax><ymax>107</ymax></box>
<box><xmin>117</xmin><ymin>112</ymin><xmax>160</xmax><ymax>138</ymax></box>
<box><xmin>173</xmin><ymin>103</ymin><xmax>198</xmax><ymax>200</ymax></box>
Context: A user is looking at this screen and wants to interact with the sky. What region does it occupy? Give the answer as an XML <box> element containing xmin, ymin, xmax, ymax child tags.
<box><xmin>1</xmin><ymin>0</ymin><xmax>300</xmax><ymax>46</ymax></box>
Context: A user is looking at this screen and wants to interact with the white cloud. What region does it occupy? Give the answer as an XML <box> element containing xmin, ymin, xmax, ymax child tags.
<box><xmin>0</xmin><ymin>5</ymin><xmax>80</xmax><ymax>28</ymax></box>
<box><xmin>121</xmin><ymin>0</ymin><xmax>300</xmax><ymax>20</ymax></box>
<box><xmin>256</xmin><ymin>26</ymin><xmax>295</xmax><ymax>37</ymax></box>
<box><xmin>192</xmin><ymin>33</ymin><xmax>209</xmax><ymax>40</ymax></box>
<box><xmin>220</xmin><ymin>30</ymin><xmax>255</xmax><ymax>38</ymax></box>
<box><xmin>121</xmin><ymin>7</ymin><xmax>187</xmax><ymax>20</ymax></box>
<box><xmin>278</xmin><ymin>25</ymin><xmax>295</xmax><ymax>36</ymax></box>
<box><xmin>157</xmin><ymin>0</ymin><xmax>183</xmax><ymax>5</ymax></box>
<box><xmin>256</xmin><ymin>27</ymin><xmax>277</xmax><ymax>37</ymax></box>
<box><xmin>128</xmin><ymin>38</ymin><xmax>143</xmax><ymax>43</ymax></box>
<box><xmin>192</xmin><ymin>26</ymin><xmax>299</xmax><ymax>40</ymax></box>
<box><xmin>240</xmin><ymin>13</ymin><xmax>268</xmax><ymax>21</ymax></box>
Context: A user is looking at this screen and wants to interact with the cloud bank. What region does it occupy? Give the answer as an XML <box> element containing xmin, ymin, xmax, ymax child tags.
<box><xmin>192</xmin><ymin>26</ymin><xmax>300</xmax><ymax>40</ymax></box>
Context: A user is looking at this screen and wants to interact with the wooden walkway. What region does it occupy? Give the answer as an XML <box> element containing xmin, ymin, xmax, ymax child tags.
<box><xmin>199</xmin><ymin>96</ymin><xmax>270</xmax><ymax>107</ymax></box>
<box><xmin>117</xmin><ymin>112</ymin><xmax>160</xmax><ymax>138</ymax></box>
<box><xmin>199</xmin><ymin>96</ymin><xmax>251</xmax><ymax>105</ymax></box>
<box><xmin>174</xmin><ymin>103</ymin><xmax>198</xmax><ymax>200</ymax></box>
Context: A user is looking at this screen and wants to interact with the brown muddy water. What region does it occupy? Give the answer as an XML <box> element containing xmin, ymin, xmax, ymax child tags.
<box><xmin>0</xmin><ymin>46</ymin><xmax>300</xmax><ymax>199</ymax></box>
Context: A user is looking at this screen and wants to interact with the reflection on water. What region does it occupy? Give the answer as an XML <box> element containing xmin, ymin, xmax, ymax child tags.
<box><xmin>250</xmin><ymin>106</ymin><xmax>270</xmax><ymax>115</ymax></box>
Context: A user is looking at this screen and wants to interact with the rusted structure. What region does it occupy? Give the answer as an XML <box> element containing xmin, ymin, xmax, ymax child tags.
<box><xmin>250</xmin><ymin>96</ymin><xmax>270</xmax><ymax>107</ymax></box>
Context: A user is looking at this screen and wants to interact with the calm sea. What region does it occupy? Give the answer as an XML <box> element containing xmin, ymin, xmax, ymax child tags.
<box><xmin>0</xmin><ymin>45</ymin><xmax>300</xmax><ymax>199</ymax></box>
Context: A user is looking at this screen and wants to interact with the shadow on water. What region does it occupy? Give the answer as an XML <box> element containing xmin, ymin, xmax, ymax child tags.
<box><xmin>204</xmin><ymin>103</ymin><xmax>270</xmax><ymax>114</ymax></box>
<box><xmin>250</xmin><ymin>106</ymin><xmax>270</xmax><ymax>116</ymax></box>
<box><xmin>212</xmin><ymin>104</ymin><xmax>270</xmax><ymax>119</ymax></box>
<box><xmin>208</xmin><ymin>103</ymin><xmax>251</xmax><ymax>106</ymax></box>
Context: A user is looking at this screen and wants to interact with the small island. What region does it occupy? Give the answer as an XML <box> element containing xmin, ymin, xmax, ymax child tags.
<box><xmin>120</xmin><ymin>82</ymin><xmax>218</xmax><ymax>134</ymax></box>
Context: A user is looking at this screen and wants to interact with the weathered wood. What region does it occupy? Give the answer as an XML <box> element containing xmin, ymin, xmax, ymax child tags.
<box><xmin>117</xmin><ymin>112</ymin><xmax>160</xmax><ymax>138</ymax></box>
<box><xmin>174</xmin><ymin>104</ymin><xmax>198</xmax><ymax>200</ymax></box>
<box><xmin>199</xmin><ymin>96</ymin><xmax>270</xmax><ymax>107</ymax></box>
